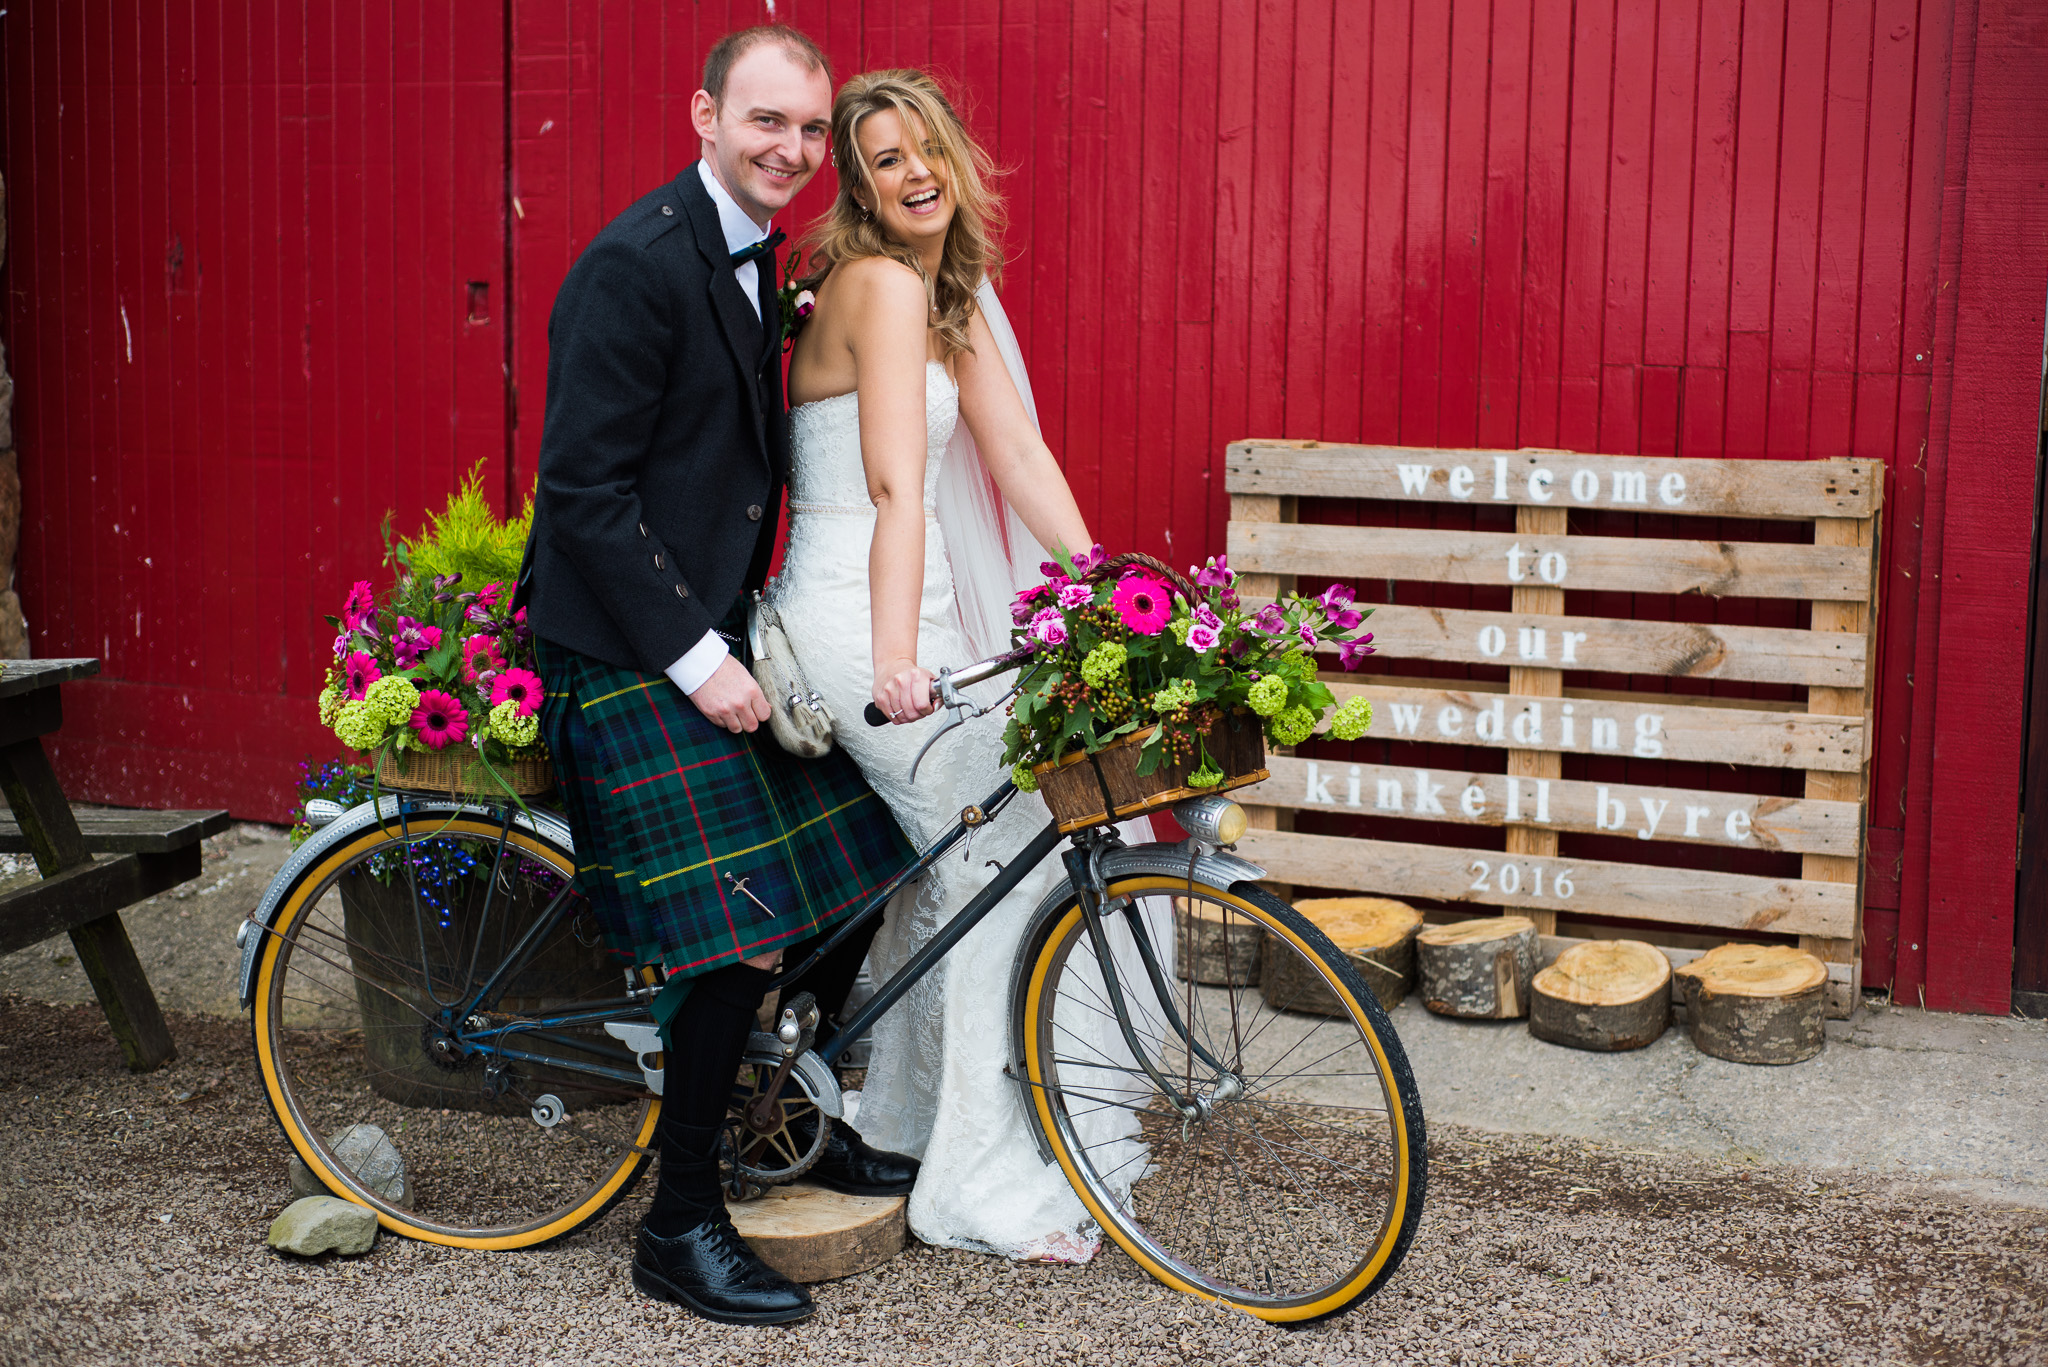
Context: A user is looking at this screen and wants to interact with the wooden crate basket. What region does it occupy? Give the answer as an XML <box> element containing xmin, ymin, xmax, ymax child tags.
<box><xmin>1034</xmin><ymin>711</ymin><xmax>1268</xmax><ymax>834</ymax></box>
<box><xmin>1225</xmin><ymin>442</ymin><xmax>1881</xmax><ymax>1017</ymax></box>
<box><xmin>375</xmin><ymin>748</ymin><xmax>556</xmax><ymax>798</ymax></box>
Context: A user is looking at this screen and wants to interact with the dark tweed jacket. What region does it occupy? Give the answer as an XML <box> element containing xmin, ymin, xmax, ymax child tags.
<box><xmin>516</xmin><ymin>162</ymin><xmax>785</xmax><ymax>674</ymax></box>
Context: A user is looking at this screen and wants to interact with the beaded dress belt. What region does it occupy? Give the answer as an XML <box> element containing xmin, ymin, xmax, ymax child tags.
<box><xmin>787</xmin><ymin>499</ymin><xmax>938</xmax><ymax>517</ymax></box>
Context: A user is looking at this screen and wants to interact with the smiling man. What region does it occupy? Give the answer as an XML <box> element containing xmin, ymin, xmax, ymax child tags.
<box><xmin>516</xmin><ymin>26</ymin><xmax>919</xmax><ymax>1326</ymax></box>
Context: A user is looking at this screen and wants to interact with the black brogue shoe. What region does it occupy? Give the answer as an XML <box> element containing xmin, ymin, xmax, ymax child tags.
<box><xmin>632</xmin><ymin>1217</ymin><xmax>814</xmax><ymax>1324</ymax></box>
<box><xmin>794</xmin><ymin>1114</ymin><xmax>920</xmax><ymax>1198</ymax></box>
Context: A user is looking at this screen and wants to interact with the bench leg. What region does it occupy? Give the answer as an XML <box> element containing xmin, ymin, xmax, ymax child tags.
<box><xmin>68</xmin><ymin>912</ymin><xmax>177</xmax><ymax>1072</ymax></box>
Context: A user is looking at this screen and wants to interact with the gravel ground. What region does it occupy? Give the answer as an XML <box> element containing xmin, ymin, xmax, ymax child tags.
<box><xmin>3</xmin><ymin>999</ymin><xmax>2042</xmax><ymax>1367</ymax></box>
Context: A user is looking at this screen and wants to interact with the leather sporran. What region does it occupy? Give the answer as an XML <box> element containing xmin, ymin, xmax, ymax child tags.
<box><xmin>748</xmin><ymin>591</ymin><xmax>836</xmax><ymax>758</ymax></box>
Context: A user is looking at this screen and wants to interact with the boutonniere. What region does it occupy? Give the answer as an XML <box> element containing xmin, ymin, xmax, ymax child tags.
<box><xmin>776</xmin><ymin>248</ymin><xmax>816</xmax><ymax>351</ymax></box>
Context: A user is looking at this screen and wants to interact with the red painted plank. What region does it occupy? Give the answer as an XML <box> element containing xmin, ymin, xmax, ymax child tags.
<box><xmin>1475</xmin><ymin>0</ymin><xmax>1530</xmax><ymax>451</ymax></box>
<box><xmin>1813</xmin><ymin>0</ymin><xmax>1874</xmax><ymax>376</ymax></box>
<box><xmin>1556</xmin><ymin>0</ymin><xmax>1614</xmax><ymax>452</ymax></box>
<box><xmin>1282</xmin><ymin>0</ymin><xmax>1333</xmax><ymax>441</ymax></box>
<box><xmin>1360</xmin><ymin>0</ymin><xmax>1410</xmax><ymax>446</ymax></box>
<box><xmin>1516</xmin><ymin>0</ymin><xmax>1573</xmax><ymax>449</ymax></box>
<box><xmin>1397</xmin><ymin>0</ymin><xmax>1448</xmax><ymax>448</ymax></box>
<box><xmin>1641</xmin><ymin>0</ymin><xmax>1699</xmax><ymax>372</ymax></box>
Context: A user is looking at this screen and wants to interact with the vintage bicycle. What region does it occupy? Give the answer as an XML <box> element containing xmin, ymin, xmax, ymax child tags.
<box><xmin>237</xmin><ymin>649</ymin><xmax>1426</xmax><ymax>1325</ymax></box>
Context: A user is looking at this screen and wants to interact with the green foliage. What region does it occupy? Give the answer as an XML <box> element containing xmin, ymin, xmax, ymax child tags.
<box><xmin>386</xmin><ymin>463</ymin><xmax>534</xmax><ymax>595</ymax></box>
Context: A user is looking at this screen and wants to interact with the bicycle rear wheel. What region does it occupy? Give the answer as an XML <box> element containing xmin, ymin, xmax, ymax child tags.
<box><xmin>1012</xmin><ymin>874</ymin><xmax>1426</xmax><ymax>1323</ymax></box>
<box><xmin>250</xmin><ymin>808</ymin><xmax>657</xmax><ymax>1249</ymax></box>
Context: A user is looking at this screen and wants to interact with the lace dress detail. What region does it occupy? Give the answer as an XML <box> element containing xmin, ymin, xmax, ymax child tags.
<box><xmin>769</xmin><ymin>363</ymin><xmax>1100</xmax><ymax>1262</ymax></box>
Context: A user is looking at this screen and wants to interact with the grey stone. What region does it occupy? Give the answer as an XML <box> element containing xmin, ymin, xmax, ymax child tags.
<box><xmin>266</xmin><ymin>1196</ymin><xmax>378</xmax><ymax>1257</ymax></box>
<box><xmin>286</xmin><ymin>1122</ymin><xmax>408</xmax><ymax>1207</ymax></box>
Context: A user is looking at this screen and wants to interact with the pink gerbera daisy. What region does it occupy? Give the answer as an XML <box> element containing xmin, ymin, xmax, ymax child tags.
<box><xmin>462</xmin><ymin>635</ymin><xmax>507</xmax><ymax>683</ymax></box>
<box><xmin>410</xmin><ymin>690</ymin><xmax>470</xmax><ymax>750</ymax></box>
<box><xmin>1110</xmin><ymin>574</ymin><xmax>1174</xmax><ymax>636</ymax></box>
<box><xmin>343</xmin><ymin>651</ymin><xmax>382</xmax><ymax>700</ymax></box>
<box><xmin>341</xmin><ymin>580</ymin><xmax>376</xmax><ymax>631</ymax></box>
<box><xmin>491</xmin><ymin>667</ymin><xmax>544</xmax><ymax>717</ymax></box>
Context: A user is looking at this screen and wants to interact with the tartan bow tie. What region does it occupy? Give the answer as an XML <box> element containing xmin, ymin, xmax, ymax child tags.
<box><xmin>729</xmin><ymin>229</ymin><xmax>786</xmax><ymax>268</ymax></box>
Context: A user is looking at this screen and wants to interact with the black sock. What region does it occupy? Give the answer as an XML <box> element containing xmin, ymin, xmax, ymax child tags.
<box><xmin>644</xmin><ymin>960</ymin><xmax>776</xmax><ymax>1238</ymax></box>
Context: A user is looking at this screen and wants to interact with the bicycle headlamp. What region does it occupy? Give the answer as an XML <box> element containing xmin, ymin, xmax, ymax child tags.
<box><xmin>1171</xmin><ymin>795</ymin><xmax>1248</xmax><ymax>846</ymax></box>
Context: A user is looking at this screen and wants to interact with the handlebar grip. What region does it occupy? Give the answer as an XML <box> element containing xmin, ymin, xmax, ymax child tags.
<box><xmin>864</xmin><ymin>703</ymin><xmax>890</xmax><ymax>727</ymax></box>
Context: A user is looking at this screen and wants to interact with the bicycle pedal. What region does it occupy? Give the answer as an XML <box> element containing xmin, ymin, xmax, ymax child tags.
<box><xmin>775</xmin><ymin>991</ymin><xmax>820</xmax><ymax>1056</ymax></box>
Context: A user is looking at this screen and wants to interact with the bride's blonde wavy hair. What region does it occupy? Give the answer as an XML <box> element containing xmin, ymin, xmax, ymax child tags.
<box><xmin>800</xmin><ymin>69</ymin><xmax>1003</xmax><ymax>359</ymax></box>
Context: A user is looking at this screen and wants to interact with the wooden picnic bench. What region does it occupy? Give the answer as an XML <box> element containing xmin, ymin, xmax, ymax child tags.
<box><xmin>0</xmin><ymin>658</ymin><xmax>230</xmax><ymax>1070</ymax></box>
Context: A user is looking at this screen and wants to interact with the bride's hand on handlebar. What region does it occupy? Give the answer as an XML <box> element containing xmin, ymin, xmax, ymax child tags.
<box><xmin>873</xmin><ymin>658</ymin><xmax>937</xmax><ymax>725</ymax></box>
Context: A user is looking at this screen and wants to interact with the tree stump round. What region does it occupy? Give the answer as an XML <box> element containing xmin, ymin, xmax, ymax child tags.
<box><xmin>1674</xmin><ymin>943</ymin><xmax>1828</xmax><ymax>1065</ymax></box>
<box><xmin>1416</xmin><ymin>916</ymin><xmax>1539</xmax><ymax>1019</ymax></box>
<box><xmin>1173</xmin><ymin>896</ymin><xmax>1265</xmax><ymax>986</ymax></box>
<box><xmin>727</xmin><ymin>1181</ymin><xmax>908</xmax><ymax>1283</ymax></box>
<box><xmin>1529</xmin><ymin>939</ymin><xmax>1672</xmax><ymax>1051</ymax></box>
<box><xmin>1261</xmin><ymin>896</ymin><xmax>1422</xmax><ymax>1016</ymax></box>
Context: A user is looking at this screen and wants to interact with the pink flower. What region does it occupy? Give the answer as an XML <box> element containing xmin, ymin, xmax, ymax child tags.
<box><xmin>390</xmin><ymin>616</ymin><xmax>443</xmax><ymax>669</ymax></box>
<box><xmin>794</xmin><ymin>289</ymin><xmax>816</xmax><ymax>319</ymax></box>
<box><xmin>1251</xmin><ymin>604</ymin><xmax>1288</xmax><ymax>635</ymax></box>
<box><xmin>1192</xmin><ymin>604</ymin><xmax>1222</xmax><ymax>631</ymax></box>
<box><xmin>1195</xmin><ymin>556</ymin><xmax>1235</xmax><ymax>590</ymax></box>
<box><xmin>1186</xmin><ymin>622</ymin><xmax>1221</xmax><ymax>653</ymax></box>
<box><xmin>1069</xmin><ymin>543</ymin><xmax>1107</xmax><ymax>575</ymax></box>
<box><xmin>1320</xmin><ymin>583</ymin><xmax>1363</xmax><ymax>630</ymax></box>
<box><xmin>477</xmin><ymin>581</ymin><xmax>506</xmax><ymax>609</ymax></box>
<box><xmin>410</xmin><ymin>690</ymin><xmax>470</xmax><ymax>750</ymax></box>
<box><xmin>332</xmin><ymin>633</ymin><xmax>352</xmax><ymax>660</ymax></box>
<box><xmin>341</xmin><ymin>580</ymin><xmax>376</xmax><ymax>631</ymax></box>
<box><xmin>1056</xmin><ymin>582</ymin><xmax>1094</xmax><ymax>610</ymax></box>
<box><xmin>1027</xmin><ymin>609</ymin><xmax>1068</xmax><ymax>649</ymax></box>
<box><xmin>462</xmin><ymin>635</ymin><xmax>507</xmax><ymax>683</ymax></box>
<box><xmin>1338</xmin><ymin>635</ymin><xmax>1377</xmax><ymax>670</ymax></box>
<box><xmin>343</xmin><ymin>652</ymin><xmax>382</xmax><ymax>700</ymax></box>
<box><xmin>1038</xmin><ymin>559</ymin><xmax>1067</xmax><ymax>580</ymax></box>
<box><xmin>1297</xmin><ymin>622</ymin><xmax>1320</xmax><ymax>649</ymax></box>
<box><xmin>491</xmin><ymin>667</ymin><xmax>544</xmax><ymax>717</ymax></box>
<box><xmin>1111</xmin><ymin>574</ymin><xmax>1173</xmax><ymax>636</ymax></box>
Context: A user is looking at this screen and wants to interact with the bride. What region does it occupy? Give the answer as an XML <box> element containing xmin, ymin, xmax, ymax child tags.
<box><xmin>773</xmin><ymin>69</ymin><xmax>1116</xmax><ymax>1262</ymax></box>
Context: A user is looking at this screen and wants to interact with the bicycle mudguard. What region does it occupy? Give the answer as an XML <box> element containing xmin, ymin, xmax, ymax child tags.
<box><xmin>235</xmin><ymin>796</ymin><xmax>575</xmax><ymax>1009</ymax></box>
<box><xmin>1003</xmin><ymin>837</ymin><xmax>1268</xmax><ymax>1163</ymax></box>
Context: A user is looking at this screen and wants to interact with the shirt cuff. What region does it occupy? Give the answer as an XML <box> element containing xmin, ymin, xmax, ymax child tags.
<box><xmin>665</xmin><ymin>631</ymin><xmax>731</xmax><ymax>696</ymax></box>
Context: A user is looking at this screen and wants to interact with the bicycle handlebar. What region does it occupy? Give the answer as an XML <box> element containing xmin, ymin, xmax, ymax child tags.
<box><xmin>862</xmin><ymin>649</ymin><xmax>1033</xmax><ymax>726</ymax></box>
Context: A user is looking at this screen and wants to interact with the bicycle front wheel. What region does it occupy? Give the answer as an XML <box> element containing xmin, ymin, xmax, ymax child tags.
<box><xmin>250</xmin><ymin>808</ymin><xmax>657</xmax><ymax>1249</ymax></box>
<box><xmin>1013</xmin><ymin>875</ymin><xmax>1426</xmax><ymax>1323</ymax></box>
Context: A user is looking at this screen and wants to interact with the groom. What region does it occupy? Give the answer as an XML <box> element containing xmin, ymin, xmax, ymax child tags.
<box><xmin>517</xmin><ymin>26</ymin><xmax>917</xmax><ymax>1325</ymax></box>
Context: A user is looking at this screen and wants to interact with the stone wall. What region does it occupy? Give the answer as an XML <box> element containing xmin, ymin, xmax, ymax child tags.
<box><xmin>0</xmin><ymin>170</ymin><xmax>25</xmax><ymax>658</ymax></box>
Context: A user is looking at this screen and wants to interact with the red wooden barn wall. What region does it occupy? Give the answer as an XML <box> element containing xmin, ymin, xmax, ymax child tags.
<box><xmin>2</xmin><ymin>1</ymin><xmax>2042</xmax><ymax>1013</ymax></box>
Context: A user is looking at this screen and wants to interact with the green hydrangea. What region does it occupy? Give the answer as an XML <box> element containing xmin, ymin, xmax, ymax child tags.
<box><xmin>1168</xmin><ymin>617</ymin><xmax>1193</xmax><ymax>645</ymax></box>
<box><xmin>1246</xmin><ymin>674</ymin><xmax>1288</xmax><ymax>716</ymax></box>
<box><xmin>1185</xmin><ymin>759</ymin><xmax>1224</xmax><ymax>789</ymax></box>
<box><xmin>1268</xmin><ymin>704</ymin><xmax>1317</xmax><ymax>747</ymax></box>
<box><xmin>1149</xmin><ymin>679</ymin><xmax>1197</xmax><ymax>714</ymax></box>
<box><xmin>317</xmin><ymin>685</ymin><xmax>342</xmax><ymax>727</ymax></box>
<box><xmin>1079</xmin><ymin>642</ymin><xmax>1128</xmax><ymax>689</ymax></box>
<box><xmin>1011</xmin><ymin>761</ymin><xmax>1040</xmax><ymax>793</ymax></box>
<box><xmin>1327</xmin><ymin>695</ymin><xmax>1375</xmax><ymax>742</ymax></box>
<box><xmin>363</xmin><ymin>675</ymin><xmax>421</xmax><ymax>728</ymax></box>
<box><xmin>490</xmin><ymin>700</ymin><xmax>540</xmax><ymax>749</ymax></box>
<box><xmin>333</xmin><ymin>700</ymin><xmax>389</xmax><ymax>752</ymax></box>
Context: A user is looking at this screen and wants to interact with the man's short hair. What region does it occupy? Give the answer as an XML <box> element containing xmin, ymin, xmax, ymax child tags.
<box><xmin>702</xmin><ymin>25</ymin><xmax>831</xmax><ymax>108</ymax></box>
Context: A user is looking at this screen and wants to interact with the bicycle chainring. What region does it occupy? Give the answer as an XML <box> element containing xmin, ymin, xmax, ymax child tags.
<box><xmin>719</xmin><ymin>1048</ymin><xmax>832</xmax><ymax>1199</ymax></box>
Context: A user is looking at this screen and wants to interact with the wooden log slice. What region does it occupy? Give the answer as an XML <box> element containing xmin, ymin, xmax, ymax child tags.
<box><xmin>1415</xmin><ymin>916</ymin><xmax>1539</xmax><ymax>1019</ymax></box>
<box><xmin>1674</xmin><ymin>943</ymin><xmax>1828</xmax><ymax>1065</ymax></box>
<box><xmin>1529</xmin><ymin>939</ymin><xmax>1672</xmax><ymax>1051</ymax></box>
<box><xmin>727</xmin><ymin>1181</ymin><xmax>908</xmax><ymax>1283</ymax></box>
<box><xmin>1173</xmin><ymin>896</ymin><xmax>1265</xmax><ymax>985</ymax></box>
<box><xmin>1261</xmin><ymin>897</ymin><xmax>1422</xmax><ymax>1016</ymax></box>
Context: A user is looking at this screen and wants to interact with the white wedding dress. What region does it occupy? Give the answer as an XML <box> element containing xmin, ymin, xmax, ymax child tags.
<box><xmin>770</xmin><ymin>358</ymin><xmax>1131</xmax><ymax>1261</ymax></box>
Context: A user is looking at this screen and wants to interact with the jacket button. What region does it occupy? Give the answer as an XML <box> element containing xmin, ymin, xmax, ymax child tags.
<box><xmin>675</xmin><ymin>584</ymin><xmax>688</xmax><ymax>599</ymax></box>
<box><xmin>746</xmin><ymin>504</ymin><xmax>764</xmax><ymax>522</ymax></box>
<box><xmin>661</xmin><ymin>205</ymin><xmax>674</xmax><ymax>216</ymax></box>
<box><xmin>638</xmin><ymin>522</ymin><xmax>648</xmax><ymax>538</ymax></box>
<box><xmin>654</xmin><ymin>553</ymin><xmax>664</xmax><ymax>570</ymax></box>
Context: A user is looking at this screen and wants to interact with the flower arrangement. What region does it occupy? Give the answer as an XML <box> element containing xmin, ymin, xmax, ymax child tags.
<box><xmin>999</xmin><ymin>548</ymin><xmax>1379</xmax><ymax>791</ymax></box>
<box><xmin>315</xmin><ymin>472</ymin><xmax>547</xmax><ymax>795</ymax></box>
<box><xmin>776</xmin><ymin>248</ymin><xmax>817</xmax><ymax>351</ymax></box>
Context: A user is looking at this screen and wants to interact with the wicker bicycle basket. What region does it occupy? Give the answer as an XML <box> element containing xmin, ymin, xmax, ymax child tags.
<box><xmin>1032</xmin><ymin>710</ymin><xmax>1268</xmax><ymax>834</ymax></box>
<box><xmin>374</xmin><ymin>747</ymin><xmax>556</xmax><ymax>797</ymax></box>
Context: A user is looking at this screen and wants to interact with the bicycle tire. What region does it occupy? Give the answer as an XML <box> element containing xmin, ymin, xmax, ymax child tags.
<box><xmin>250</xmin><ymin>808</ymin><xmax>658</xmax><ymax>1249</ymax></box>
<box><xmin>1011</xmin><ymin>874</ymin><xmax>1426</xmax><ymax>1323</ymax></box>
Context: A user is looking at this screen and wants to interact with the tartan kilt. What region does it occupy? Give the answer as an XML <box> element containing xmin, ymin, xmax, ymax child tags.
<box><xmin>535</xmin><ymin>635</ymin><xmax>914</xmax><ymax>981</ymax></box>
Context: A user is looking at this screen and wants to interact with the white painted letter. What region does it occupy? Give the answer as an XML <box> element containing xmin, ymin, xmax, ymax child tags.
<box><xmin>1528</xmin><ymin>468</ymin><xmax>1554</xmax><ymax>502</ymax></box>
<box><xmin>1477</xmin><ymin>625</ymin><xmax>1508</xmax><ymax>657</ymax></box>
<box><xmin>1658</xmin><ymin>471</ymin><xmax>1686</xmax><ymax>506</ymax></box>
<box><xmin>1570</xmin><ymin>468</ymin><xmax>1599</xmax><ymax>502</ymax></box>
<box><xmin>1303</xmin><ymin>761</ymin><xmax>1335</xmax><ymax>806</ymax></box>
<box><xmin>1725</xmin><ymin>809</ymin><xmax>1752</xmax><ymax>842</ymax></box>
<box><xmin>1413</xmin><ymin>770</ymin><xmax>1447</xmax><ymax>815</ymax></box>
<box><xmin>1536</xmin><ymin>780</ymin><xmax>1551</xmax><ymax>823</ymax></box>
<box><xmin>1474</xmin><ymin>697</ymin><xmax>1507</xmax><ymax>742</ymax></box>
<box><xmin>1684</xmin><ymin>805</ymin><xmax>1711</xmax><ymax>837</ymax></box>
<box><xmin>1636</xmin><ymin>797</ymin><xmax>1668</xmax><ymax>840</ymax></box>
<box><xmin>1538</xmin><ymin>550</ymin><xmax>1567</xmax><ymax>584</ymax></box>
<box><xmin>1592</xmin><ymin>717</ymin><xmax>1620</xmax><ymax>750</ymax></box>
<box><xmin>1448</xmin><ymin>465</ymin><xmax>1475</xmax><ymax>498</ymax></box>
<box><xmin>1518</xmin><ymin>628</ymin><xmax>1548</xmax><ymax>661</ymax></box>
<box><xmin>1633</xmin><ymin>714</ymin><xmax>1665</xmax><ymax>759</ymax></box>
<box><xmin>1596</xmin><ymin>787</ymin><xmax>1626</xmax><ymax>830</ymax></box>
<box><xmin>1397</xmin><ymin>463</ymin><xmax>1433</xmax><ymax>495</ymax></box>
<box><xmin>1388</xmin><ymin>703</ymin><xmax>1424</xmax><ymax>735</ymax></box>
<box><xmin>1561</xmin><ymin>630</ymin><xmax>1589</xmax><ymax>663</ymax></box>
<box><xmin>1346</xmin><ymin>765</ymin><xmax>1362</xmax><ymax>807</ymax></box>
<box><xmin>1460</xmin><ymin>784</ymin><xmax>1486</xmax><ymax>818</ymax></box>
<box><xmin>1505</xmin><ymin>543</ymin><xmax>1527</xmax><ymax>582</ymax></box>
<box><xmin>1560</xmin><ymin>703</ymin><xmax>1576</xmax><ymax>747</ymax></box>
<box><xmin>1493</xmin><ymin>455</ymin><xmax>1510</xmax><ymax>501</ymax></box>
<box><xmin>1505</xmin><ymin>779</ymin><xmax>1522</xmax><ymax>821</ymax></box>
<box><xmin>1376</xmin><ymin>778</ymin><xmax>1405</xmax><ymax>811</ymax></box>
<box><xmin>1612</xmin><ymin>470</ymin><xmax>1649</xmax><ymax>504</ymax></box>
<box><xmin>1436</xmin><ymin>706</ymin><xmax>1465</xmax><ymax>738</ymax></box>
<box><xmin>1511</xmin><ymin>704</ymin><xmax>1543</xmax><ymax>744</ymax></box>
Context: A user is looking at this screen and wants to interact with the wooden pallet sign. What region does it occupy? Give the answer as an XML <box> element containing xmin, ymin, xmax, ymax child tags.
<box><xmin>1226</xmin><ymin>442</ymin><xmax>1881</xmax><ymax>1017</ymax></box>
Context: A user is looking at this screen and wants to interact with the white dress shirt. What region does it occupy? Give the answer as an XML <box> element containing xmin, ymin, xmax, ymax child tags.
<box><xmin>664</xmin><ymin>161</ymin><xmax>774</xmax><ymax>696</ymax></box>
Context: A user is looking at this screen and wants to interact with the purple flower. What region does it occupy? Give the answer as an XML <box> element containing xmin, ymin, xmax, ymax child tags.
<box><xmin>1220</xmin><ymin>587</ymin><xmax>1241</xmax><ymax>611</ymax></box>
<box><xmin>1195</xmin><ymin>556</ymin><xmax>1235</xmax><ymax>589</ymax></box>
<box><xmin>1068</xmin><ymin>543</ymin><xmax>1107</xmax><ymax>574</ymax></box>
<box><xmin>1027</xmin><ymin>609</ymin><xmax>1068</xmax><ymax>649</ymax></box>
<box><xmin>1186</xmin><ymin>622</ymin><xmax>1221</xmax><ymax>653</ymax></box>
<box><xmin>390</xmin><ymin>616</ymin><xmax>444</xmax><ymax>669</ymax></box>
<box><xmin>1056</xmin><ymin>582</ymin><xmax>1093</xmax><ymax>610</ymax></box>
<box><xmin>1297</xmin><ymin>622</ymin><xmax>1320</xmax><ymax>649</ymax></box>
<box><xmin>1252</xmin><ymin>604</ymin><xmax>1288</xmax><ymax>635</ymax></box>
<box><xmin>1337</xmin><ymin>635</ymin><xmax>1377</xmax><ymax>670</ymax></box>
<box><xmin>1326</xmin><ymin>607</ymin><xmax>1364</xmax><ymax>631</ymax></box>
<box><xmin>1039</xmin><ymin>559</ymin><xmax>1067</xmax><ymax>579</ymax></box>
<box><xmin>465</xmin><ymin>603</ymin><xmax>493</xmax><ymax>624</ymax></box>
<box><xmin>332</xmin><ymin>633</ymin><xmax>352</xmax><ymax>660</ymax></box>
<box><xmin>1192</xmin><ymin>603</ymin><xmax>1222</xmax><ymax>631</ymax></box>
<box><xmin>1011</xmin><ymin>583</ymin><xmax>1050</xmax><ymax>625</ymax></box>
<box><xmin>1317</xmin><ymin>583</ymin><xmax>1355</xmax><ymax>612</ymax></box>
